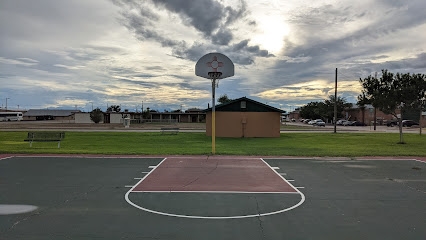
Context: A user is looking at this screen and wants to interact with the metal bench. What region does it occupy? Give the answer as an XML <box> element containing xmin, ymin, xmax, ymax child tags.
<box><xmin>24</xmin><ymin>132</ymin><xmax>65</xmax><ymax>148</ymax></box>
<box><xmin>160</xmin><ymin>128</ymin><xmax>179</xmax><ymax>135</ymax></box>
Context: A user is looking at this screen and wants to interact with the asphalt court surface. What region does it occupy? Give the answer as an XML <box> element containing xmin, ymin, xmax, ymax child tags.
<box><xmin>0</xmin><ymin>156</ymin><xmax>425</xmax><ymax>239</ymax></box>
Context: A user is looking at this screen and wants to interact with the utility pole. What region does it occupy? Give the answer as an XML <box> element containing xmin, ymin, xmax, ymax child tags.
<box><xmin>374</xmin><ymin>72</ymin><xmax>377</xmax><ymax>131</ymax></box>
<box><xmin>6</xmin><ymin>98</ymin><xmax>10</xmax><ymax>111</ymax></box>
<box><xmin>420</xmin><ymin>99</ymin><xmax>424</xmax><ymax>136</ymax></box>
<box><xmin>420</xmin><ymin>107</ymin><xmax>423</xmax><ymax>136</ymax></box>
<box><xmin>334</xmin><ymin>68</ymin><xmax>337</xmax><ymax>133</ymax></box>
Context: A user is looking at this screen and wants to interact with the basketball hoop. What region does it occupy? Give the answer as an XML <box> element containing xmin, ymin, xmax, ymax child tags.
<box><xmin>195</xmin><ymin>53</ymin><xmax>234</xmax><ymax>154</ymax></box>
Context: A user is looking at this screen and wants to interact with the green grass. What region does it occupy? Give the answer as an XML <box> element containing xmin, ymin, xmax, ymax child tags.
<box><xmin>1</xmin><ymin>131</ymin><xmax>425</xmax><ymax>157</ymax></box>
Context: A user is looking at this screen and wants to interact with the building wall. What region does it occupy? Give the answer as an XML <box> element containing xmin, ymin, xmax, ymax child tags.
<box><xmin>206</xmin><ymin>112</ymin><xmax>281</xmax><ymax>138</ymax></box>
<box><xmin>74</xmin><ymin>113</ymin><xmax>105</xmax><ymax>123</ymax></box>
<box><xmin>345</xmin><ymin>108</ymin><xmax>401</xmax><ymax>125</ymax></box>
<box><xmin>110</xmin><ymin>113</ymin><xmax>122</xmax><ymax>124</ymax></box>
<box><xmin>289</xmin><ymin>111</ymin><xmax>300</xmax><ymax>120</ymax></box>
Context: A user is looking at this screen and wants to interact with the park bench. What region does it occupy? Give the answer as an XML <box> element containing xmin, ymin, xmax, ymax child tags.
<box><xmin>25</xmin><ymin>132</ymin><xmax>65</xmax><ymax>148</ymax></box>
<box><xmin>161</xmin><ymin>128</ymin><xmax>179</xmax><ymax>135</ymax></box>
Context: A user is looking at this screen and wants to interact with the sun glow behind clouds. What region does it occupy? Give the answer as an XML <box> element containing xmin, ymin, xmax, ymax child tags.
<box><xmin>251</xmin><ymin>16</ymin><xmax>290</xmax><ymax>53</ymax></box>
<box><xmin>255</xmin><ymin>80</ymin><xmax>362</xmax><ymax>101</ymax></box>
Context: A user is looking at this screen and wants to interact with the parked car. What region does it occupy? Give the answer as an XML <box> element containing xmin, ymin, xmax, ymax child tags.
<box><xmin>314</xmin><ymin>120</ymin><xmax>325</xmax><ymax>127</ymax></box>
<box><xmin>303</xmin><ymin>119</ymin><xmax>311</xmax><ymax>124</ymax></box>
<box><xmin>343</xmin><ymin>121</ymin><xmax>354</xmax><ymax>126</ymax></box>
<box><xmin>308</xmin><ymin>120</ymin><xmax>316</xmax><ymax>125</ymax></box>
<box><xmin>351</xmin><ymin>121</ymin><xmax>366</xmax><ymax>126</ymax></box>
<box><xmin>336</xmin><ymin>119</ymin><xmax>347</xmax><ymax>125</ymax></box>
<box><xmin>402</xmin><ymin>120</ymin><xmax>419</xmax><ymax>127</ymax></box>
<box><xmin>386</xmin><ymin>119</ymin><xmax>398</xmax><ymax>127</ymax></box>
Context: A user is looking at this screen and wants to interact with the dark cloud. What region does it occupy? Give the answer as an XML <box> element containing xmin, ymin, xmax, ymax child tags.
<box><xmin>119</xmin><ymin>10</ymin><xmax>185</xmax><ymax>48</ymax></box>
<box><xmin>211</xmin><ymin>28</ymin><xmax>233</xmax><ymax>45</ymax></box>
<box><xmin>152</xmin><ymin>0</ymin><xmax>225</xmax><ymax>36</ymax></box>
<box><xmin>112</xmin><ymin>0</ymin><xmax>272</xmax><ymax>65</ymax></box>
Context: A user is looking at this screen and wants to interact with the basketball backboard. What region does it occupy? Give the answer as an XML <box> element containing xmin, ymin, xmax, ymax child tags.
<box><xmin>195</xmin><ymin>53</ymin><xmax>234</xmax><ymax>79</ymax></box>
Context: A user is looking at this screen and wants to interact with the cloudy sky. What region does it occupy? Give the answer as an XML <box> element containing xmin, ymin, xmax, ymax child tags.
<box><xmin>1</xmin><ymin>0</ymin><xmax>426</xmax><ymax>112</ymax></box>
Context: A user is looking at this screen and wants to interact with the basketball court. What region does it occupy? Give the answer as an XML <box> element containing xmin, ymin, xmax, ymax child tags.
<box><xmin>1</xmin><ymin>154</ymin><xmax>425</xmax><ymax>239</ymax></box>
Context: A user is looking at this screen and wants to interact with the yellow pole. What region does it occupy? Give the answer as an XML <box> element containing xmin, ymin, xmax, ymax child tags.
<box><xmin>212</xmin><ymin>111</ymin><xmax>216</xmax><ymax>154</ymax></box>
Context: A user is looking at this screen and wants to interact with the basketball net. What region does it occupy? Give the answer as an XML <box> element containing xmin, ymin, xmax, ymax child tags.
<box><xmin>208</xmin><ymin>72</ymin><xmax>222</xmax><ymax>87</ymax></box>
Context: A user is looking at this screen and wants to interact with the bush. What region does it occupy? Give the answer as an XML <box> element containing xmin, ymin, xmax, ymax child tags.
<box><xmin>90</xmin><ymin>108</ymin><xmax>103</xmax><ymax>124</ymax></box>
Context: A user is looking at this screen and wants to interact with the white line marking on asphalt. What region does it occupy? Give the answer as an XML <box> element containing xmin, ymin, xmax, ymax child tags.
<box><xmin>148</xmin><ymin>166</ymin><xmax>157</xmax><ymax>169</ymax></box>
<box><xmin>131</xmin><ymin>191</ymin><xmax>299</xmax><ymax>194</ymax></box>
<box><xmin>125</xmin><ymin>158</ymin><xmax>306</xmax><ymax>219</ymax></box>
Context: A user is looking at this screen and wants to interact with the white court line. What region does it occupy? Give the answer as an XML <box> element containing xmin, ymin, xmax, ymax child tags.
<box><xmin>357</xmin><ymin>158</ymin><xmax>426</xmax><ymax>164</ymax></box>
<box><xmin>271</xmin><ymin>167</ymin><xmax>280</xmax><ymax>170</ymax></box>
<box><xmin>131</xmin><ymin>190</ymin><xmax>299</xmax><ymax>194</ymax></box>
<box><xmin>287</xmin><ymin>180</ymin><xmax>295</xmax><ymax>182</ymax></box>
<box><xmin>260</xmin><ymin>158</ymin><xmax>303</xmax><ymax>194</ymax></box>
<box><xmin>126</xmin><ymin>158</ymin><xmax>168</xmax><ymax>193</ymax></box>
<box><xmin>262</xmin><ymin>157</ymin><xmax>426</xmax><ymax>164</ymax></box>
<box><xmin>125</xmin><ymin>158</ymin><xmax>306</xmax><ymax>219</ymax></box>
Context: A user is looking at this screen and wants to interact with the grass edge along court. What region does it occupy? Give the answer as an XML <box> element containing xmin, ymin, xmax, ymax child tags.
<box><xmin>0</xmin><ymin>131</ymin><xmax>425</xmax><ymax>157</ymax></box>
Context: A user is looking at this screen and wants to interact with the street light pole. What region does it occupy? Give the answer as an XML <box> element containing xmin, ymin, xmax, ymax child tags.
<box><xmin>6</xmin><ymin>98</ymin><xmax>10</xmax><ymax>111</ymax></box>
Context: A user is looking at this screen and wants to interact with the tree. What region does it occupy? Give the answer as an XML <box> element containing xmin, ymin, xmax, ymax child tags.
<box><xmin>90</xmin><ymin>108</ymin><xmax>103</xmax><ymax>124</ymax></box>
<box><xmin>300</xmin><ymin>101</ymin><xmax>325</xmax><ymax>120</ymax></box>
<box><xmin>107</xmin><ymin>105</ymin><xmax>121</xmax><ymax>112</ymax></box>
<box><xmin>357</xmin><ymin>93</ymin><xmax>370</xmax><ymax>124</ymax></box>
<box><xmin>360</xmin><ymin>70</ymin><xmax>426</xmax><ymax>143</ymax></box>
<box><xmin>324</xmin><ymin>96</ymin><xmax>351</xmax><ymax>122</ymax></box>
<box><xmin>218</xmin><ymin>94</ymin><xmax>232</xmax><ymax>104</ymax></box>
<box><xmin>300</xmin><ymin>96</ymin><xmax>350</xmax><ymax>122</ymax></box>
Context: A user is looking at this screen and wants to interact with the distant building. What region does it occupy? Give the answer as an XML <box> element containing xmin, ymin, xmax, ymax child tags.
<box><xmin>288</xmin><ymin>109</ymin><xmax>300</xmax><ymax>120</ymax></box>
<box><xmin>203</xmin><ymin>97</ymin><xmax>284</xmax><ymax>138</ymax></box>
<box><xmin>24</xmin><ymin>109</ymin><xmax>80</xmax><ymax>121</ymax></box>
<box><xmin>148</xmin><ymin>109</ymin><xmax>206</xmax><ymax>123</ymax></box>
<box><xmin>344</xmin><ymin>104</ymin><xmax>400</xmax><ymax>125</ymax></box>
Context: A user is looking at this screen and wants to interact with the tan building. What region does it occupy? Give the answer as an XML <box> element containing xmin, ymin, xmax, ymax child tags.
<box><xmin>23</xmin><ymin>109</ymin><xmax>80</xmax><ymax>121</ymax></box>
<box><xmin>204</xmin><ymin>97</ymin><xmax>284</xmax><ymax>138</ymax></box>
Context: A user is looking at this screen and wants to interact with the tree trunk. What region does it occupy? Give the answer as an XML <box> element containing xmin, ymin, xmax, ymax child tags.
<box><xmin>373</xmin><ymin>107</ymin><xmax>377</xmax><ymax>130</ymax></box>
<box><xmin>420</xmin><ymin>107</ymin><xmax>423</xmax><ymax>136</ymax></box>
<box><xmin>397</xmin><ymin>112</ymin><xmax>404</xmax><ymax>144</ymax></box>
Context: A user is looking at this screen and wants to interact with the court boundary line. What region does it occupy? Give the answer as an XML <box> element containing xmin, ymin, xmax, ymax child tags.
<box><xmin>125</xmin><ymin>157</ymin><xmax>305</xmax><ymax>219</ymax></box>
<box><xmin>262</xmin><ymin>157</ymin><xmax>426</xmax><ymax>164</ymax></box>
<box><xmin>131</xmin><ymin>191</ymin><xmax>299</xmax><ymax>194</ymax></box>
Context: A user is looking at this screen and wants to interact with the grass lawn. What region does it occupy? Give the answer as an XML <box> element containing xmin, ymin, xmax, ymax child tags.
<box><xmin>1</xmin><ymin>131</ymin><xmax>425</xmax><ymax>157</ymax></box>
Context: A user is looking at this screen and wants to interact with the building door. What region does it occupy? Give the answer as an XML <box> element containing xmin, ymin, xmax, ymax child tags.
<box><xmin>104</xmin><ymin>113</ymin><xmax>110</xmax><ymax>123</ymax></box>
